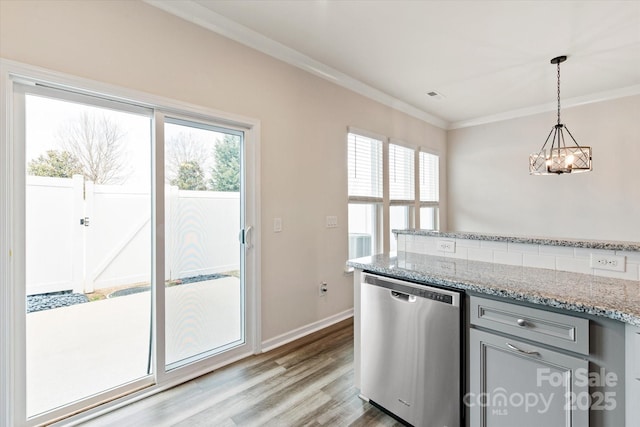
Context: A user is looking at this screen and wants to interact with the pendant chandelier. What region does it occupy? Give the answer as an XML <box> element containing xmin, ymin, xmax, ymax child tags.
<box><xmin>529</xmin><ymin>55</ymin><xmax>592</xmax><ymax>175</ymax></box>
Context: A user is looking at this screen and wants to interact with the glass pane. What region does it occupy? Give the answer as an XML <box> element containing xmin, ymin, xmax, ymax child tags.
<box><xmin>390</xmin><ymin>205</ymin><xmax>411</xmax><ymax>252</ymax></box>
<box><xmin>25</xmin><ymin>94</ymin><xmax>152</xmax><ymax>416</ymax></box>
<box><xmin>389</xmin><ymin>144</ymin><xmax>414</xmax><ymax>201</ymax></box>
<box><xmin>420</xmin><ymin>206</ymin><xmax>439</xmax><ymax>231</ymax></box>
<box><xmin>348</xmin><ymin>203</ymin><xmax>379</xmax><ymax>258</ymax></box>
<box><xmin>348</xmin><ymin>133</ymin><xmax>383</xmax><ymax>199</ymax></box>
<box><xmin>164</xmin><ymin>120</ymin><xmax>244</xmax><ymax>368</ymax></box>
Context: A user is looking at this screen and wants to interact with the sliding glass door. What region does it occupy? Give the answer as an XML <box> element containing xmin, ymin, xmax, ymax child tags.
<box><xmin>163</xmin><ymin>118</ymin><xmax>245</xmax><ymax>369</ymax></box>
<box><xmin>22</xmin><ymin>88</ymin><xmax>154</xmax><ymax>418</ymax></box>
<box><xmin>9</xmin><ymin>79</ymin><xmax>256</xmax><ymax>426</ymax></box>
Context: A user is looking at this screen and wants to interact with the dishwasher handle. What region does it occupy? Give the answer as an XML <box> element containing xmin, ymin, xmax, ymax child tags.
<box><xmin>391</xmin><ymin>290</ymin><xmax>417</xmax><ymax>303</ymax></box>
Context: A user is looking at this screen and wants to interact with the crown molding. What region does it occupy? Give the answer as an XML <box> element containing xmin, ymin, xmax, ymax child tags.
<box><xmin>143</xmin><ymin>0</ymin><xmax>449</xmax><ymax>129</ymax></box>
<box><xmin>449</xmin><ymin>84</ymin><xmax>640</xmax><ymax>130</ymax></box>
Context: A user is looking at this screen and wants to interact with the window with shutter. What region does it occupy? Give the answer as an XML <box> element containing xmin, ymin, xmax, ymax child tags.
<box><xmin>346</xmin><ymin>129</ymin><xmax>440</xmax><ymax>260</ymax></box>
<box><xmin>389</xmin><ymin>143</ymin><xmax>415</xmax><ymax>252</ymax></box>
<box><xmin>348</xmin><ymin>132</ymin><xmax>383</xmax><ymax>258</ymax></box>
<box><xmin>389</xmin><ymin>143</ymin><xmax>414</xmax><ymax>203</ymax></box>
<box><xmin>419</xmin><ymin>151</ymin><xmax>440</xmax><ymax>230</ymax></box>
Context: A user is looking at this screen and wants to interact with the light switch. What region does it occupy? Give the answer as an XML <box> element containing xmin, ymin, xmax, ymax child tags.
<box><xmin>326</xmin><ymin>216</ymin><xmax>338</xmax><ymax>228</ymax></box>
<box><xmin>273</xmin><ymin>217</ymin><xmax>282</xmax><ymax>233</ymax></box>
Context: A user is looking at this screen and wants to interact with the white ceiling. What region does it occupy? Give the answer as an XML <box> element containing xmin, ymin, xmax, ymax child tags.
<box><xmin>147</xmin><ymin>0</ymin><xmax>640</xmax><ymax>129</ymax></box>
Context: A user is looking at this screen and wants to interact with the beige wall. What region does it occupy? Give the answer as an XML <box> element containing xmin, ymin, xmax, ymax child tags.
<box><xmin>0</xmin><ymin>0</ymin><xmax>446</xmax><ymax>341</ymax></box>
<box><xmin>447</xmin><ymin>95</ymin><xmax>640</xmax><ymax>242</ymax></box>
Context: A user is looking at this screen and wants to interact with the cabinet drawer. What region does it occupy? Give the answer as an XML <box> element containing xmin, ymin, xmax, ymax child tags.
<box><xmin>470</xmin><ymin>296</ymin><xmax>589</xmax><ymax>355</ymax></box>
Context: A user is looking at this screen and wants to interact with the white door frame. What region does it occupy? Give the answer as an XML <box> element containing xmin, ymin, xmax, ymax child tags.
<box><xmin>0</xmin><ymin>59</ymin><xmax>261</xmax><ymax>427</ymax></box>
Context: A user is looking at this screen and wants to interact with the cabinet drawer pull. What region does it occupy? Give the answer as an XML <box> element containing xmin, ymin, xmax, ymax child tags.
<box><xmin>516</xmin><ymin>318</ymin><xmax>527</xmax><ymax>327</ymax></box>
<box><xmin>506</xmin><ymin>342</ymin><xmax>539</xmax><ymax>356</ymax></box>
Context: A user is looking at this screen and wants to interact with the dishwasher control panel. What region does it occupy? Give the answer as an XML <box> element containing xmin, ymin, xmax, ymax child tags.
<box><xmin>363</xmin><ymin>273</ymin><xmax>455</xmax><ymax>305</ymax></box>
<box><xmin>417</xmin><ymin>289</ymin><xmax>452</xmax><ymax>304</ymax></box>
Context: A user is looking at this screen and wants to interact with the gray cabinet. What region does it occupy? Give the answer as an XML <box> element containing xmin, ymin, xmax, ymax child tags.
<box><xmin>469</xmin><ymin>328</ymin><xmax>589</xmax><ymax>427</ymax></box>
<box><xmin>627</xmin><ymin>324</ymin><xmax>640</xmax><ymax>426</ymax></box>
<box><xmin>469</xmin><ymin>296</ymin><xmax>590</xmax><ymax>427</ymax></box>
<box><xmin>470</xmin><ymin>296</ymin><xmax>589</xmax><ymax>355</ymax></box>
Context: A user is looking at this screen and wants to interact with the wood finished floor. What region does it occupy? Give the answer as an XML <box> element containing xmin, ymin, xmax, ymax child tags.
<box><xmin>80</xmin><ymin>318</ymin><xmax>403</xmax><ymax>427</ymax></box>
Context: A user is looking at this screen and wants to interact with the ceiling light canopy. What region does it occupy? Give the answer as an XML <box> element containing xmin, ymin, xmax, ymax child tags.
<box><xmin>529</xmin><ymin>56</ymin><xmax>592</xmax><ymax>175</ymax></box>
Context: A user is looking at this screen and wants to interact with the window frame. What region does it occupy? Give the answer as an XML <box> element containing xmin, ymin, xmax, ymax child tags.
<box><xmin>347</xmin><ymin>128</ymin><xmax>385</xmax><ymax>257</ymax></box>
<box><xmin>417</xmin><ymin>148</ymin><xmax>441</xmax><ymax>231</ymax></box>
<box><xmin>388</xmin><ymin>139</ymin><xmax>417</xmax><ymax>252</ymax></box>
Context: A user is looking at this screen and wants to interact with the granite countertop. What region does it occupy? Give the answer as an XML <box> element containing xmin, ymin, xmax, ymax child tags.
<box><xmin>347</xmin><ymin>252</ymin><xmax>640</xmax><ymax>327</ymax></box>
<box><xmin>393</xmin><ymin>230</ymin><xmax>640</xmax><ymax>252</ymax></box>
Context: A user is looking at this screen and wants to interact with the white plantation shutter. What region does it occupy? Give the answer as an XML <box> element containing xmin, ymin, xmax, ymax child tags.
<box><xmin>348</xmin><ymin>132</ymin><xmax>382</xmax><ymax>201</ymax></box>
<box><xmin>419</xmin><ymin>151</ymin><xmax>439</xmax><ymax>230</ymax></box>
<box><xmin>419</xmin><ymin>151</ymin><xmax>439</xmax><ymax>203</ymax></box>
<box><xmin>389</xmin><ymin>143</ymin><xmax>414</xmax><ymax>203</ymax></box>
<box><xmin>347</xmin><ymin>127</ymin><xmax>441</xmax><ymax>258</ymax></box>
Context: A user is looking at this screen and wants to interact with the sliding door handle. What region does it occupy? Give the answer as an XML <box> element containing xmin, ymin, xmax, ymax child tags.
<box><xmin>244</xmin><ymin>225</ymin><xmax>253</xmax><ymax>249</ymax></box>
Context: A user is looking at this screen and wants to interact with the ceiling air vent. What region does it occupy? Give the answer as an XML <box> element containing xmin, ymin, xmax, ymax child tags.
<box><xmin>426</xmin><ymin>91</ymin><xmax>445</xmax><ymax>100</ymax></box>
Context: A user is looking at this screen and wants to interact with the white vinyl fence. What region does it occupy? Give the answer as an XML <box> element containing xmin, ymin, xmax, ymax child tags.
<box><xmin>26</xmin><ymin>175</ymin><xmax>240</xmax><ymax>296</ymax></box>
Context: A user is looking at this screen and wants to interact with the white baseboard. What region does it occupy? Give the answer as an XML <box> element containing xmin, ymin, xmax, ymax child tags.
<box><xmin>260</xmin><ymin>308</ymin><xmax>354</xmax><ymax>353</ymax></box>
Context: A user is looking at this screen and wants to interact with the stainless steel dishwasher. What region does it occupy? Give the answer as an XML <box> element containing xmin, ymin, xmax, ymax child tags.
<box><xmin>360</xmin><ymin>273</ymin><xmax>461</xmax><ymax>427</ymax></box>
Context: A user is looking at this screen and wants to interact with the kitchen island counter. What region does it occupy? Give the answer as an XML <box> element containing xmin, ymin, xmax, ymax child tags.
<box><xmin>347</xmin><ymin>251</ymin><xmax>640</xmax><ymax>326</ymax></box>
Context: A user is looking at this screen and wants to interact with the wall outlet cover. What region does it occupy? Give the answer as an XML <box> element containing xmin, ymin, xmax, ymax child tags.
<box><xmin>319</xmin><ymin>282</ymin><xmax>328</xmax><ymax>296</ymax></box>
<box><xmin>590</xmin><ymin>254</ymin><xmax>626</xmax><ymax>272</ymax></box>
<box><xmin>437</xmin><ymin>239</ymin><xmax>456</xmax><ymax>253</ymax></box>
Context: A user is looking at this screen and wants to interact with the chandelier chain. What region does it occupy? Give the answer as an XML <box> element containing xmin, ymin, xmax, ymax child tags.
<box><xmin>557</xmin><ymin>61</ymin><xmax>561</xmax><ymax>125</ymax></box>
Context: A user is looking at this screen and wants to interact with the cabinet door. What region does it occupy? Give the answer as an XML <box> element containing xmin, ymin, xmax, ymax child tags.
<box><xmin>627</xmin><ymin>324</ymin><xmax>640</xmax><ymax>427</ymax></box>
<box><xmin>469</xmin><ymin>329</ymin><xmax>588</xmax><ymax>427</ymax></box>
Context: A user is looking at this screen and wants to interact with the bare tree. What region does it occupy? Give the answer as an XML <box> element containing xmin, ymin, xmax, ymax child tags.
<box><xmin>56</xmin><ymin>112</ymin><xmax>130</xmax><ymax>184</ymax></box>
<box><xmin>165</xmin><ymin>132</ymin><xmax>211</xmax><ymax>184</ymax></box>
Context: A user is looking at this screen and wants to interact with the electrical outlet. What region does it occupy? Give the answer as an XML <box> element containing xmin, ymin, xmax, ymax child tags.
<box><xmin>590</xmin><ymin>254</ymin><xmax>626</xmax><ymax>272</ymax></box>
<box><xmin>319</xmin><ymin>282</ymin><xmax>328</xmax><ymax>296</ymax></box>
<box><xmin>437</xmin><ymin>239</ymin><xmax>456</xmax><ymax>253</ymax></box>
<box><xmin>437</xmin><ymin>261</ymin><xmax>456</xmax><ymax>274</ymax></box>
